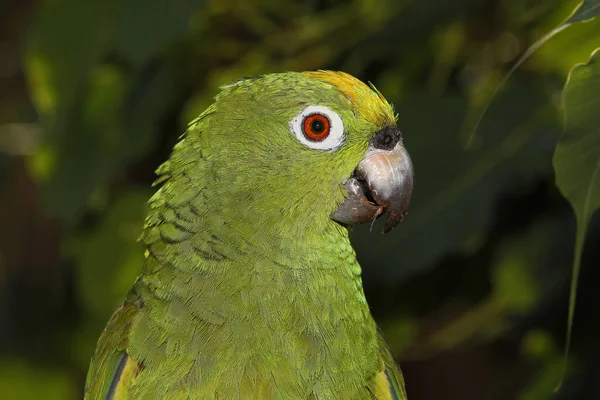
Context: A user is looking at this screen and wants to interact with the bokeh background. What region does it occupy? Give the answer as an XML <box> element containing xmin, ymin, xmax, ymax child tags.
<box><xmin>1</xmin><ymin>0</ymin><xmax>600</xmax><ymax>399</ymax></box>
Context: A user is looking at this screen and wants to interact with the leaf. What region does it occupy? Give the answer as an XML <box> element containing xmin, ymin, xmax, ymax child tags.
<box><xmin>518</xmin><ymin>331</ymin><xmax>570</xmax><ymax>400</ymax></box>
<box><xmin>553</xmin><ymin>47</ymin><xmax>600</xmax><ymax>388</ymax></box>
<box><xmin>71</xmin><ymin>190</ymin><xmax>150</xmax><ymax>319</ymax></box>
<box><xmin>534</xmin><ymin>14</ymin><xmax>600</xmax><ymax>77</ymax></box>
<box><xmin>0</xmin><ymin>359</ymin><xmax>74</xmax><ymax>400</ymax></box>
<box><xmin>114</xmin><ymin>0</ymin><xmax>204</xmax><ymax>67</ymax></box>
<box><xmin>394</xmin><ymin>218</ymin><xmax>559</xmax><ymax>360</ymax></box>
<box><xmin>25</xmin><ymin>0</ymin><xmax>206</xmax><ymax>222</ymax></box>
<box><xmin>464</xmin><ymin>0</ymin><xmax>600</xmax><ymax>147</ymax></box>
<box><xmin>566</xmin><ymin>0</ymin><xmax>600</xmax><ymax>24</ymax></box>
<box><xmin>556</xmin><ymin>48</ymin><xmax>600</xmax><ymax>231</ymax></box>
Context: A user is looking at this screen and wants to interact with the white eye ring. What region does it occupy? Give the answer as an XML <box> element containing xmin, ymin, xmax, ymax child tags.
<box><xmin>289</xmin><ymin>105</ymin><xmax>345</xmax><ymax>151</ymax></box>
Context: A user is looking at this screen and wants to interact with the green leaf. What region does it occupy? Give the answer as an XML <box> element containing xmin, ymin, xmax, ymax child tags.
<box><xmin>0</xmin><ymin>359</ymin><xmax>74</xmax><ymax>400</ymax></box>
<box><xmin>71</xmin><ymin>190</ymin><xmax>150</xmax><ymax>319</ymax></box>
<box><xmin>566</xmin><ymin>0</ymin><xmax>600</xmax><ymax>24</ymax></box>
<box><xmin>464</xmin><ymin>0</ymin><xmax>600</xmax><ymax>146</ymax></box>
<box><xmin>114</xmin><ymin>0</ymin><xmax>204</xmax><ymax>67</ymax></box>
<box><xmin>553</xmin><ymin>47</ymin><xmax>600</xmax><ymax>387</ymax></box>
<box><xmin>399</xmin><ymin>219</ymin><xmax>554</xmax><ymax>358</ymax></box>
<box><xmin>556</xmin><ymin>48</ymin><xmax>600</xmax><ymax>233</ymax></box>
<box><xmin>518</xmin><ymin>330</ymin><xmax>571</xmax><ymax>400</ymax></box>
<box><xmin>25</xmin><ymin>0</ymin><xmax>206</xmax><ymax>222</ymax></box>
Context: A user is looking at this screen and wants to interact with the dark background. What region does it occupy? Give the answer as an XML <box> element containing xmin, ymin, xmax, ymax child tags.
<box><xmin>1</xmin><ymin>0</ymin><xmax>599</xmax><ymax>399</ymax></box>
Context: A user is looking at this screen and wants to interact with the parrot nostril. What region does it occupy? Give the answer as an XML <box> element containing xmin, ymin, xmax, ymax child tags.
<box><xmin>371</xmin><ymin>126</ymin><xmax>402</xmax><ymax>151</ymax></box>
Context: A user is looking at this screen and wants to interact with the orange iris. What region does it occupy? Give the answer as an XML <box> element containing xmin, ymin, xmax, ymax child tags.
<box><xmin>303</xmin><ymin>114</ymin><xmax>330</xmax><ymax>141</ymax></box>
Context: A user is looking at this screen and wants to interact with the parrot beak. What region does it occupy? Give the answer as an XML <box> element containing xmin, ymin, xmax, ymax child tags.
<box><xmin>331</xmin><ymin>126</ymin><xmax>414</xmax><ymax>234</ymax></box>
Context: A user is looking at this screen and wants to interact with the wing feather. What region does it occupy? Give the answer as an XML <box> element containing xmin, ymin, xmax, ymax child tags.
<box><xmin>85</xmin><ymin>302</ymin><xmax>141</xmax><ymax>400</ymax></box>
<box><xmin>372</xmin><ymin>329</ymin><xmax>407</xmax><ymax>400</ymax></box>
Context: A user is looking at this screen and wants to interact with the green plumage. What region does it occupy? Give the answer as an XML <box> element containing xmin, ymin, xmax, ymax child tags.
<box><xmin>85</xmin><ymin>72</ymin><xmax>407</xmax><ymax>399</ymax></box>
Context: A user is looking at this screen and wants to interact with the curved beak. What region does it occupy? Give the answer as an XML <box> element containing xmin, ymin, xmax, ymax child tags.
<box><xmin>331</xmin><ymin>127</ymin><xmax>414</xmax><ymax>234</ymax></box>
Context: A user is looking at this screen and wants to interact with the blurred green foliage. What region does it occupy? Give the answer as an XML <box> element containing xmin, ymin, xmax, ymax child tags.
<box><xmin>552</xmin><ymin>45</ymin><xmax>600</xmax><ymax>386</ymax></box>
<box><xmin>1</xmin><ymin>0</ymin><xmax>600</xmax><ymax>399</ymax></box>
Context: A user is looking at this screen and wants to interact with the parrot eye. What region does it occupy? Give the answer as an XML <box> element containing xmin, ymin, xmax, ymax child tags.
<box><xmin>303</xmin><ymin>114</ymin><xmax>330</xmax><ymax>140</ymax></box>
<box><xmin>289</xmin><ymin>105</ymin><xmax>345</xmax><ymax>151</ymax></box>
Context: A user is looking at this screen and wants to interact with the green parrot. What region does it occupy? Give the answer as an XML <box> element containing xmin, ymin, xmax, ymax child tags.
<box><xmin>85</xmin><ymin>71</ymin><xmax>414</xmax><ymax>399</ymax></box>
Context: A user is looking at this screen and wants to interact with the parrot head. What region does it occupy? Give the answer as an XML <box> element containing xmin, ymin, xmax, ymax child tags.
<box><xmin>171</xmin><ymin>71</ymin><xmax>413</xmax><ymax>237</ymax></box>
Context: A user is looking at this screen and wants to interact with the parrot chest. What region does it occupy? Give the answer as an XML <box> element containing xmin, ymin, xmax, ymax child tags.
<box><xmin>126</xmin><ymin>269</ymin><xmax>381</xmax><ymax>399</ymax></box>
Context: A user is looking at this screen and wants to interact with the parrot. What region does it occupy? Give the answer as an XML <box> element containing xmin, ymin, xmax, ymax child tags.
<box><xmin>84</xmin><ymin>70</ymin><xmax>414</xmax><ymax>399</ymax></box>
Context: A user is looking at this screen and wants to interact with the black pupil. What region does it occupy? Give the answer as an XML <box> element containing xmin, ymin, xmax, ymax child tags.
<box><xmin>311</xmin><ymin>118</ymin><xmax>325</xmax><ymax>133</ymax></box>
